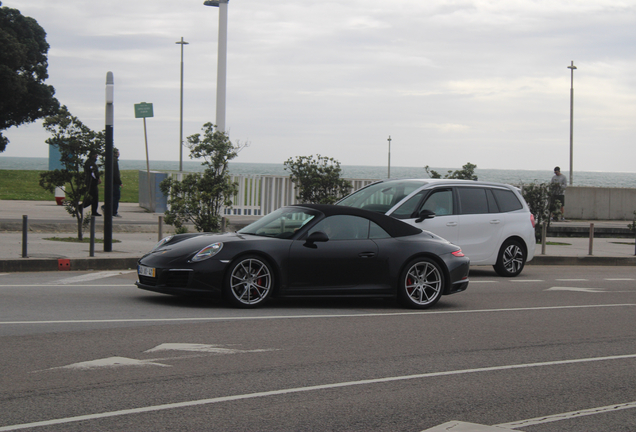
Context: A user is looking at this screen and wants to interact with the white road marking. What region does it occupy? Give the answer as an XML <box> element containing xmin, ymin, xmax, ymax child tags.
<box><xmin>467</xmin><ymin>280</ymin><xmax>498</xmax><ymax>284</ymax></box>
<box><xmin>146</xmin><ymin>343</ymin><xmax>241</xmax><ymax>354</ymax></box>
<box><xmin>2</xmin><ymin>353</ymin><xmax>636</xmax><ymax>431</ymax></box>
<box><xmin>546</xmin><ymin>287</ymin><xmax>605</xmax><ymax>293</ymax></box>
<box><xmin>605</xmin><ymin>278</ymin><xmax>635</xmax><ymax>281</ymax></box>
<box><xmin>556</xmin><ymin>278</ymin><xmax>588</xmax><ymax>281</ymax></box>
<box><xmin>53</xmin><ymin>356</ymin><xmax>171</xmax><ymax>370</ymax></box>
<box><xmin>2</xmin><ymin>304</ymin><xmax>635</xmax><ymax>326</ymax></box>
<box><xmin>51</xmin><ymin>271</ymin><xmax>135</xmax><ymax>285</ymax></box>
<box><xmin>510</xmin><ymin>280</ymin><xmax>544</xmax><ymax>283</ymax></box>
<box><xmin>496</xmin><ymin>400</ymin><xmax>636</xmax><ymax>429</ymax></box>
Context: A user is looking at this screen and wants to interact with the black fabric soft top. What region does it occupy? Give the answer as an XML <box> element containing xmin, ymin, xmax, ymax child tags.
<box><xmin>290</xmin><ymin>204</ymin><xmax>423</xmax><ymax>238</ymax></box>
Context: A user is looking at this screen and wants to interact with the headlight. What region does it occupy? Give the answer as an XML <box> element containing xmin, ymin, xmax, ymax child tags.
<box><xmin>152</xmin><ymin>235</ymin><xmax>174</xmax><ymax>251</ymax></box>
<box><xmin>191</xmin><ymin>242</ymin><xmax>223</xmax><ymax>262</ymax></box>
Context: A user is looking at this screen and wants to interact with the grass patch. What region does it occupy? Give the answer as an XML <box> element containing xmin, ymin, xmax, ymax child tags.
<box><xmin>610</xmin><ymin>241</ymin><xmax>636</xmax><ymax>245</ymax></box>
<box><xmin>44</xmin><ymin>236</ymin><xmax>122</xmax><ymax>244</ymax></box>
<box><xmin>0</xmin><ymin>170</ymin><xmax>139</xmax><ymax>202</ymax></box>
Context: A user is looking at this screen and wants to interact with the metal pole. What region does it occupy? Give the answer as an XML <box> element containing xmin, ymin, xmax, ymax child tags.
<box><xmin>216</xmin><ymin>1</ymin><xmax>228</xmax><ymax>132</ymax></box>
<box><xmin>104</xmin><ymin>72</ymin><xmax>114</xmax><ymax>252</ymax></box>
<box><xmin>158</xmin><ymin>215</ymin><xmax>163</xmax><ymax>242</ymax></box>
<box><xmin>90</xmin><ymin>216</ymin><xmax>96</xmax><ymax>257</ymax></box>
<box><xmin>176</xmin><ymin>37</ymin><xmax>189</xmax><ymax>172</ymax></box>
<box><xmin>387</xmin><ymin>135</ymin><xmax>391</xmax><ymax>179</ymax></box>
<box><xmin>22</xmin><ymin>215</ymin><xmax>28</xmax><ymax>258</ymax></box>
<box><xmin>541</xmin><ymin>221</ymin><xmax>547</xmax><ymax>255</ymax></box>
<box><xmin>588</xmin><ymin>223</ymin><xmax>594</xmax><ymax>255</ymax></box>
<box><xmin>568</xmin><ymin>61</ymin><xmax>577</xmax><ymax>186</ymax></box>
<box><xmin>143</xmin><ymin>117</ymin><xmax>153</xmax><ymax>211</ymax></box>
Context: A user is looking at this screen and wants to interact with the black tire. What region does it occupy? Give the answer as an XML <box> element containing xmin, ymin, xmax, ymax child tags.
<box><xmin>398</xmin><ymin>257</ymin><xmax>445</xmax><ymax>309</ymax></box>
<box><xmin>493</xmin><ymin>239</ymin><xmax>526</xmax><ymax>277</ymax></box>
<box><xmin>224</xmin><ymin>256</ymin><xmax>274</xmax><ymax>308</ymax></box>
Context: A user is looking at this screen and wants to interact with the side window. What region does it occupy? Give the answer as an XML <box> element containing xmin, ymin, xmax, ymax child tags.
<box><xmin>491</xmin><ymin>188</ymin><xmax>523</xmax><ymax>212</ymax></box>
<box><xmin>308</xmin><ymin>215</ymin><xmax>370</xmax><ymax>240</ymax></box>
<box><xmin>486</xmin><ymin>189</ymin><xmax>499</xmax><ymax>213</ymax></box>
<box><xmin>369</xmin><ymin>221</ymin><xmax>390</xmax><ymax>239</ymax></box>
<box><xmin>458</xmin><ymin>188</ymin><xmax>489</xmax><ymax>215</ymax></box>
<box><xmin>391</xmin><ymin>191</ymin><xmax>426</xmax><ymax>219</ymax></box>
<box><xmin>421</xmin><ymin>189</ymin><xmax>453</xmax><ymax>216</ymax></box>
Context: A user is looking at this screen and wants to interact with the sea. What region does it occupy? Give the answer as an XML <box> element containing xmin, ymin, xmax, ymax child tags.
<box><xmin>1</xmin><ymin>156</ymin><xmax>635</xmax><ymax>188</ymax></box>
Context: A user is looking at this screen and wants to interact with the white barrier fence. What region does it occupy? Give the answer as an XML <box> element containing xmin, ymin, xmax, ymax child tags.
<box><xmin>164</xmin><ymin>173</ymin><xmax>379</xmax><ymax>216</ymax></box>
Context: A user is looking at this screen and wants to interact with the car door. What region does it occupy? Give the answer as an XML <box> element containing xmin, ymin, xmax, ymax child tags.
<box><xmin>287</xmin><ymin>215</ymin><xmax>383</xmax><ymax>294</ymax></box>
<box><xmin>390</xmin><ymin>188</ymin><xmax>460</xmax><ymax>245</ymax></box>
<box><xmin>456</xmin><ymin>187</ymin><xmax>503</xmax><ymax>263</ymax></box>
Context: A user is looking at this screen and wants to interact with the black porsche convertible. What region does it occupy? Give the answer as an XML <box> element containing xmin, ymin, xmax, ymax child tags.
<box><xmin>136</xmin><ymin>204</ymin><xmax>469</xmax><ymax>308</ymax></box>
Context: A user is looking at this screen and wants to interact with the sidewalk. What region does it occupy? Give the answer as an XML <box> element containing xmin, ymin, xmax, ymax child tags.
<box><xmin>1</xmin><ymin>200</ymin><xmax>635</xmax><ymax>272</ymax></box>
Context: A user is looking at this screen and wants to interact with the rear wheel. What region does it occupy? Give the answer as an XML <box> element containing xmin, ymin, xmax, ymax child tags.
<box><xmin>493</xmin><ymin>239</ymin><xmax>526</xmax><ymax>277</ymax></box>
<box><xmin>224</xmin><ymin>256</ymin><xmax>273</xmax><ymax>308</ymax></box>
<box><xmin>398</xmin><ymin>258</ymin><xmax>444</xmax><ymax>309</ymax></box>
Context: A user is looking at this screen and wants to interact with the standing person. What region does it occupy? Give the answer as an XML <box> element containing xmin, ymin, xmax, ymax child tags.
<box><xmin>551</xmin><ymin>166</ymin><xmax>567</xmax><ymax>220</ymax></box>
<box><xmin>83</xmin><ymin>151</ymin><xmax>101</xmax><ymax>216</ymax></box>
<box><xmin>112</xmin><ymin>148</ymin><xmax>123</xmax><ymax>217</ymax></box>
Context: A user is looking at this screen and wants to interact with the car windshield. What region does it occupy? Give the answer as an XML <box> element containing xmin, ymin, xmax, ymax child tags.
<box><xmin>238</xmin><ymin>207</ymin><xmax>318</xmax><ymax>239</ymax></box>
<box><xmin>337</xmin><ymin>180</ymin><xmax>428</xmax><ymax>213</ymax></box>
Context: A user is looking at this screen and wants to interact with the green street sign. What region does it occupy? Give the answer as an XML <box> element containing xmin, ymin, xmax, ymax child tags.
<box><xmin>134</xmin><ymin>102</ymin><xmax>154</xmax><ymax>118</ymax></box>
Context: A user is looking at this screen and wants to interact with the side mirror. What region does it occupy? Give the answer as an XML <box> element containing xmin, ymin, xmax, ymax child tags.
<box><xmin>415</xmin><ymin>209</ymin><xmax>436</xmax><ymax>223</ymax></box>
<box><xmin>304</xmin><ymin>231</ymin><xmax>329</xmax><ymax>248</ymax></box>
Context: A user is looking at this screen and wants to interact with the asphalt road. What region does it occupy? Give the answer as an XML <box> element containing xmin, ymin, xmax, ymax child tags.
<box><xmin>1</xmin><ymin>266</ymin><xmax>635</xmax><ymax>432</ymax></box>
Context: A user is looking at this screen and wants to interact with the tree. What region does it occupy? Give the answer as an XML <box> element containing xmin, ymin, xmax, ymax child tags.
<box><xmin>38</xmin><ymin>106</ymin><xmax>104</xmax><ymax>240</ymax></box>
<box><xmin>0</xmin><ymin>2</ymin><xmax>59</xmax><ymax>152</ymax></box>
<box><xmin>425</xmin><ymin>162</ymin><xmax>478</xmax><ymax>181</ymax></box>
<box><xmin>160</xmin><ymin>123</ymin><xmax>245</xmax><ymax>233</ymax></box>
<box><xmin>284</xmin><ymin>155</ymin><xmax>352</xmax><ymax>204</ymax></box>
<box><xmin>520</xmin><ymin>181</ymin><xmax>562</xmax><ymax>240</ymax></box>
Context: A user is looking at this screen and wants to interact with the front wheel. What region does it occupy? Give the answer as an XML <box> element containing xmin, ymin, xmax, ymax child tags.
<box><xmin>224</xmin><ymin>256</ymin><xmax>274</xmax><ymax>308</ymax></box>
<box><xmin>398</xmin><ymin>258</ymin><xmax>445</xmax><ymax>309</ymax></box>
<box><xmin>493</xmin><ymin>239</ymin><xmax>526</xmax><ymax>277</ymax></box>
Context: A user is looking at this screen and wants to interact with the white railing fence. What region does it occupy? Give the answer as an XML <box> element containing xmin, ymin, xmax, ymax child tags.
<box><xmin>163</xmin><ymin>173</ymin><xmax>379</xmax><ymax>216</ymax></box>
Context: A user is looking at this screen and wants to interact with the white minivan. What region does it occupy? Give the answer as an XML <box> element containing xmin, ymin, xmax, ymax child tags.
<box><xmin>337</xmin><ymin>179</ymin><xmax>536</xmax><ymax>276</ymax></box>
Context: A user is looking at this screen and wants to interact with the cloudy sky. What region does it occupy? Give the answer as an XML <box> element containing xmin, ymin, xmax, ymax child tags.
<box><xmin>3</xmin><ymin>0</ymin><xmax>636</xmax><ymax>172</ymax></box>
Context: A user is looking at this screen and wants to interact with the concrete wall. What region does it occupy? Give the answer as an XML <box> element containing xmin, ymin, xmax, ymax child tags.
<box><xmin>566</xmin><ymin>186</ymin><xmax>636</xmax><ymax>220</ymax></box>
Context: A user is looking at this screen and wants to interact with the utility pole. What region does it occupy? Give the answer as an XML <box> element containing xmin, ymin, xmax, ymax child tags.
<box><xmin>104</xmin><ymin>72</ymin><xmax>114</xmax><ymax>252</ymax></box>
<box><xmin>568</xmin><ymin>60</ymin><xmax>577</xmax><ymax>186</ymax></box>
<box><xmin>387</xmin><ymin>135</ymin><xmax>392</xmax><ymax>178</ymax></box>
<box><xmin>176</xmin><ymin>37</ymin><xmax>189</xmax><ymax>172</ymax></box>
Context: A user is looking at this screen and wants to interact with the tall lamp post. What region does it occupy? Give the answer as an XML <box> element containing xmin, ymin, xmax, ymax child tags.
<box><xmin>387</xmin><ymin>135</ymin><xmax>392</xmax><ymax>178</ymax></box>
<box><xmin>568</xmin><ymin>60</ymin><xmax>577</xmax><ymax>186</ymax></box>
<box><xmin>203</xmin><ymin>0</ymin><xmax>229</xmax><ymax>132</ymax></box>
<box><xmin>175</xmin><ymin>37</ymin><xmax>189</xmax><ymax>172</ymax></box>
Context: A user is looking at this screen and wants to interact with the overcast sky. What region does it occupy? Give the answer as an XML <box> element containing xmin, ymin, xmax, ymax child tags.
<box><xmin>3</xmin><ymin>0</ymin><xmax>635</xmax><ymax>172</ymax></box>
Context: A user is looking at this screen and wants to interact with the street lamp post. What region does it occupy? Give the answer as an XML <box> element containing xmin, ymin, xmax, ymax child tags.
<box><xmin>568</xmin><ymin>60</ymin><xmax>577</xmax><ymax>186</ymax></box>
<box><xmin>203</xmin><ymin>0</ymin><xmax>229</xmax><ymax>132</ymax></box>
<box><xmin>387</xmin><ymin>135</ymin><xmax>391</xmax><ymax>178</ymax></box>
<box><xmin>175</xmin><ymin>37</ymin><xmax>189</xmax><ymax>172</ymax></box>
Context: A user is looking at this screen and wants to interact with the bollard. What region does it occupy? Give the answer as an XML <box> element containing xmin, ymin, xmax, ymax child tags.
<box><xmin>22</xmin><ymin>215</ymin><xmax>28</xmax><ymax>258</ymax></box>
<box><xmin>588</xmin><ymin>223</ymin><xmax>594</xmax><ymax>255</ymax></box>
<box><xmin>89</xmin><ymin>216</ymin><xmax>96</xmax><ymax>257</ymax></box>
<box><xmin>158</xmin><ymin>215</ymin><xmax>163</xmax><ymax>241</ymax></box>
<box><xmin>541</xmin><ymin>221</ymin><xmax>547</xmax><ymax>255</ymax></box>
<box><xmin>221</xmin><ymin>217</ymin><xmax>227</xmax><ymax>233</ymax></box>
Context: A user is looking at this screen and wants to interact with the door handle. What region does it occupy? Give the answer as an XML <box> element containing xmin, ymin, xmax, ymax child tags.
<box><xmin>359</xmin><ymin>252</ymin><xmax>376</xmax><ymax>258</ymax></box>
<box><xmin>490</xmin><ymin>220</ymin><xmax>500</xmax><ymax>224</ymax></box>
<box><xmin>446</xmin><ymin>222</ymin><xmax>457</xmax><ymax>227</ymax></box>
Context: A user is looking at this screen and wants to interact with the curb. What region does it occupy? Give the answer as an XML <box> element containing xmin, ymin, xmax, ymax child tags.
<box><xmin>2</xmin><ymin>256</ymin><xmax>634</xmax><ymax>273</ymax></box>
<box><xmin>0</xmin><ymin>258</ymin><xmax>139</xmax><ymax>273</ymax></box>
<box><xmin>529</xmin><ymin>256</ymin><xmax>636</xmax><ymax>266</ymax></box>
